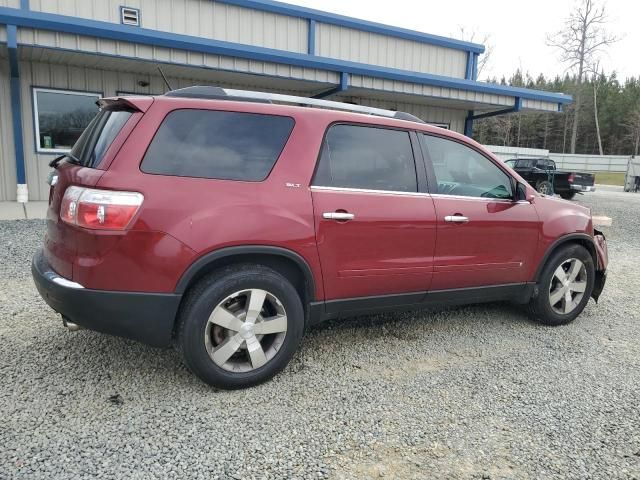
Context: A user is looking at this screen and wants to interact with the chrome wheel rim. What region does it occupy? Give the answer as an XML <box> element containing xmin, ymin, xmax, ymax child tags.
<box><xmin>548</xmin><ymin>258</ymin><xmax>587</xmax><ymax>315</ymax></box>
<box><xmin>538</xmin><ymin>183</ymin><xmax>551</xmax><ymax>195</ymax></box>
<box><xmin>205</xmin><ymin>289</ymin><xmax>287</xmax><ymax>372</ymax></box>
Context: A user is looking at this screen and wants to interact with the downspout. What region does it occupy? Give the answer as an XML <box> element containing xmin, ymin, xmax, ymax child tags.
<box><xmin>7</xmin><ymin>24</ymin><xmax>27</xmax><ymax>203</ymax></box>
<box><xmin>313</xmin><ymin>71</ymin><xmax>349</xmax><ymax>99</ymax></box>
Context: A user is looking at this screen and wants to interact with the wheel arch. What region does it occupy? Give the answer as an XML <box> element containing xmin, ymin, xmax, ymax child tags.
<box><xmin>175</xmin><ymin>245</ymin><xmax>317</xmax><ymax>306</ymax></box>
<box><xmin>534</xmin><ymin>234</ymin><xmax>597</xmax><ymax>282</ymax></box>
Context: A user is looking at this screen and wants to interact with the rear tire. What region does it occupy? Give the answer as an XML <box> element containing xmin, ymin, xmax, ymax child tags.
<box><xmin>527</xmin><ymin>244</ymin><xmax>595</xmax><ymax>326</ymax></box>
<box><xmin>536</xmin><ymin>180</ymin><xmax>554</xmax><ymax>195</ymax></box>
<box><xmin>560</xmin><ymin>191</ymin><xmax>577</xmax><ymax>200</ymax></box>
<box><xmin>177</xmin><ymin>264</ymin><xmax>304</xmax><ymax>389</ymax></box>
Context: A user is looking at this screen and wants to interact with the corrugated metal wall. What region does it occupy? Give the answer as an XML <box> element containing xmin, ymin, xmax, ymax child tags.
<box><xmin>316</xmin><ymin>23</ymin><xmax>467</xmax><ymax>79</ymax></box>
<box><xmin>0</xmin><ymin>0</ymin><xmax>19</xmax><ymax>8</ymax></box>
<box><xmin>522</xmin><ymin>99</ymin><xmax>559</xmax><ymax>113</ymax></box>
<box><xmin>0</xmin><ymin>62</ymin><xmax>16</xmax><ymax>202</ymax></box>
<box><xmin>350</xmin><ymin>74</ymin><xmax>514</xmax><ymax>108</ymax></box>
<box><xmin>29</xmin><ymin>0</ymin><xmax>309</xmax><ymax>53</ymax></box>
<box><xmin>340</xmin><ymin>95</ymin><xmax>467</xmax><ymax>133</ymax></box>
<box><xmin>26</xmin><ymin>0</ymin><xmax>468</xmax><ymax>79</ymax></box>
<box><xmin>17</xmin><ymin>29</ymin><xmax>339</xmax><ymax>85</ymax></box>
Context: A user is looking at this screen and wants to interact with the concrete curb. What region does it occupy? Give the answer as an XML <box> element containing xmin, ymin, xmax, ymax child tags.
<box><xmin>0</xmin><ymin>202</ymin><xmax>47</xmax><ymax>220</ymax></box>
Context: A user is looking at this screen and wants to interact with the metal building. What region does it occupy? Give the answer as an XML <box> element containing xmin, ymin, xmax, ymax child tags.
<box><xmin>0</xmin><ymin>0</ymin><xmax>571</xmax><ymax>202</ymax></box>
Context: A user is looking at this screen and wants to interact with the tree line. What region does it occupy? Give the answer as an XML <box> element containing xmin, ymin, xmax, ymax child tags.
<box><xmin>472</xmin><ymin>71</ymin><xmax>640</xmax><ymax>156</ymax></box>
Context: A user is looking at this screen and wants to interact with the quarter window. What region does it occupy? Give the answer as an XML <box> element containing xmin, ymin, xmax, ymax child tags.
<box><xmin>33</xmin><ymin>88</ymin><xmax>101</xmax><ymax>153</ymax></box>
<box><xmin>141</xmin><ymin>109</ymin><xmax>295</xmax><ymax>181</ymax></box>
<box><xmin>421</xmin><ymin>134</ymin><xmax>513</xmax><ymax>199</ymax></box>
<box><xmin>313</xmin><ymin>124</ymin><xmax>417</xmax><ymax>192</ymax></box>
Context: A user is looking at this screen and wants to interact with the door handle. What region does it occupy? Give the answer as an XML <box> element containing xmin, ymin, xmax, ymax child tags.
<box><xmin>444</xmin><ymin>215</ymin><xmax>469</xmax><ymax>224</ymax></box>
<box><xmin>323</xmin><ymin>212</ymin><xmax>355</xmax><ymax>221</ymax></box>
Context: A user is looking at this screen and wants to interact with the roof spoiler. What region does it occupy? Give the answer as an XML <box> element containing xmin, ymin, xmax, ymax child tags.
<box><xmin>97</xmin><ymin>96</ymin><xmax>154</xmax><ymax>113</ymax></box>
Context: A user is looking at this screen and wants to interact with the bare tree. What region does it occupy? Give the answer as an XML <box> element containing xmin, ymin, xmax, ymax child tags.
<box><xmin>547</xmin><ymin>0</ymin><xmax>617</xmax><ymax>153</ymax></box>
<box><xmin>623</xmin><ymin>110</ymin><xmax>640</xmax><ymax>156</ymax></box>
<box><xmin>457</xmin><ymin>27</ymin><xmax>493</xmax><ymax>79</ymax></box>
<box><xmin>590</xmin><ymin>66</ymin><xmax>604</xmax><ymax>155</ymax></box>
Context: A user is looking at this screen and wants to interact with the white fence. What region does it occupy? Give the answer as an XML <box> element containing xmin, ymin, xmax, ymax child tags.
<box><xmin>486</xmin><ymin>145</ymin><xmax>632</xmax><ymax>173</ymax></box>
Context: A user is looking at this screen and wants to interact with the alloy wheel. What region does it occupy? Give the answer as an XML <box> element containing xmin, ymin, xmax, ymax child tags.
<box><xmin>548</xmin><ymin>258</ymin><xmax>587</xmax><ymax>315</ymax></box>
<box><xmin>204</xmin><ymin>289</ymin><xmax>288</xmax><ymax>372</ymax></box>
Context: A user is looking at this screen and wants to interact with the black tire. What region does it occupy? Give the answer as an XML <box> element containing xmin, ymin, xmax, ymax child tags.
<box><xmin>176</xmin><ymin>264</ymin><xmax>304</xmax><ymax>389</ymax></box>
<box><xmin>527</xmin><ymin>244</ymin><xmax>595</xmax><ymax>326</ymax></box>
<box><xmin>560</xmin><ymin>191</ymin><xmax>577</xmax><ymax>200</ymax></box>
<box><xmin>535</xmin><ymin>180</ymin><xmax>554</xmax><ymax>196</ymax></box>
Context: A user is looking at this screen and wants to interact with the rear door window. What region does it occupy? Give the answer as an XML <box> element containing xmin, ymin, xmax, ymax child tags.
<box><xmin>313</xmin><ymin>124</ymin><xmax>417</xmax><ymax>192</ymax></box>
<box><xmin>141</xmin><ymin>109</ymin><xmax>295</xmax><ymax>181</ymax></box>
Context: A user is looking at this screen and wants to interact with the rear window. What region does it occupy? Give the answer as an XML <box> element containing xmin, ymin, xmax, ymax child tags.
<box><xmin>141</xmin><ymin>109</ymin><xmax>295</xmax><ymax>181</ymax></box>
<box><xmin>70</xmin><ymin>109</ymin><xmax>133</xmax><ymax>168</ymax></box>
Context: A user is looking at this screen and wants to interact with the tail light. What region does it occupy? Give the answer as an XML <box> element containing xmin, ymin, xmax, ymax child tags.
<box><xmin>567</xmin><ymin>174</ymin><xmax>575</xmax><ymax>183</ymax></box>
<box><xmin>60</xmin><ymin>186</ymin><xmax>144</xmax><ymax>230</ymax></box>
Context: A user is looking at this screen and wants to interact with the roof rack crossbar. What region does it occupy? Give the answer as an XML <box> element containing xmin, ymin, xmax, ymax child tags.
<box><xmin>164</xmin><ymin>86</ymin><xmax>425</xmax><ymax>123</ymax></box>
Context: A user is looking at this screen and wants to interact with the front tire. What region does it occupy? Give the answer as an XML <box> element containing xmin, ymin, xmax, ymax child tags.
<box><xmin>177</xmin><ymin>264</ymin><xmax>304</xmax><ymax>389</ymax></box>
<box><xmin>527</xmin><ymin>244</ymin><xmax>595</xmax><ymax>326</ymax></box>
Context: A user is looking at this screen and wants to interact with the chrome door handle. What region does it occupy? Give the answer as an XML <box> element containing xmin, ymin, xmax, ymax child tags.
<box><xmin>323</xmin><ymin>212</ymin><xmax>355</xmax><ymax>221</ymax></box>
<box><xmin>444</xmin><ymin>215</ymin><xmax>469</xmax><ymax>223</ymax></box>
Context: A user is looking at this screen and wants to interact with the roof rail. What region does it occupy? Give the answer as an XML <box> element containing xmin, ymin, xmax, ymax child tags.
<box><xmin>164</xmin><ymin>86</ymin><xmax>425</xmax><ymax>124</ymax></box>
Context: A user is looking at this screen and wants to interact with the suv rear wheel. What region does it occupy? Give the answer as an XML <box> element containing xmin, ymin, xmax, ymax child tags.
<box><xmin>527</xmin><ymin>244</ymin><xmax>595</xmax><ymax>326</ymax></box>
<box><xmin>177</xmin><ymin>264</ymin><xmax>304</xmax><ymax>389</ymax></box>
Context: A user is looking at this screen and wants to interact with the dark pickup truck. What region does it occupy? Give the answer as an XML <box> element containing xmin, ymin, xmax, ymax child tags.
<box><xmin>504</xmin><ymin>158</ymin><xmax>595</xmax><ymax>200</ymax></box>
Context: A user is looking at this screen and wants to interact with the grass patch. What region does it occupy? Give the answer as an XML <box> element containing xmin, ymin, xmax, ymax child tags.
<box><xmin>593</xmin><ymin>171</ymin><xmax>625</xmax><ymax>186</ymax></box>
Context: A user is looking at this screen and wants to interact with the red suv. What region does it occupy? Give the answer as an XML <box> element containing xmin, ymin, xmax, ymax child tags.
<box><xmin>32</xmin><ymin>87</ymin><xmax>608</xmax><ymax>389</ymax></box>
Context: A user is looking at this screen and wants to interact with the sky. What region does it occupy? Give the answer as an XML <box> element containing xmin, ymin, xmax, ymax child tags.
<box><xmin>289</xmin><ymin>0</ymin><xmax>638</xmax><ymax>82</ymax></box>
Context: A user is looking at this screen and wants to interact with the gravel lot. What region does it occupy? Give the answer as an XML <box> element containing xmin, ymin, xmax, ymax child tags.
<box><xmin>1</xmin><ymin>188</ymin><xmax>639</xmax><ymax>480</ymax></box>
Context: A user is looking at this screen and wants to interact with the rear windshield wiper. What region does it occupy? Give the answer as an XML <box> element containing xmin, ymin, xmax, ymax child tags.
<box><xmin>49</xmin><ymin>153</ymin><xmax>82</xmax><ymax>169</ymax></box>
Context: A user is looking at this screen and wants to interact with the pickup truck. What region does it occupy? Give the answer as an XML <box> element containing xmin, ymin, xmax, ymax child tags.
<box><xmin>504</xmin><ymin>158</ymin><xmax>595</xmax><ymax>200</ymax></box>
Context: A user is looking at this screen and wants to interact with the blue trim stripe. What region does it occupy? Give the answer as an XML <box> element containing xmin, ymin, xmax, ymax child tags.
<box><xmin>0</xmin><ymin>8</ymin><xmax>572</xmax><ymax>105</ymax></box>
<box><xmin>307</xmin><ymin>18</ymin><xmax>315</xmax><ymax>55</ymax></box>
<box><xmin>217</xmin><ymin>0</ymin><xmax>485</xmax><ymax>54</ymax></box>
<box><xmin>7</xmin><ymin>25</ymin><xmax>26</xmax><ymax>185</ymax></box>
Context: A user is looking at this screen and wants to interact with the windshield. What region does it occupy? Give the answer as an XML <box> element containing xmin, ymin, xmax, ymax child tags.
<box><xmin>69</xmin><ymin>109</ymin><xmax>133</xmax><ymax>168</ymax></box>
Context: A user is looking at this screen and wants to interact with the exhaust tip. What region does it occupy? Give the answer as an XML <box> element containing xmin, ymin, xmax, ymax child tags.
<box><xmin>62</xmin><ymin>316</ymin><xmax>83</xmax><ymax>332</ymax></box>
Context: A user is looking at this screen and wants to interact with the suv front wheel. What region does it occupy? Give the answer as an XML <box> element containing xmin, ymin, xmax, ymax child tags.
<box><xmin>177</xmin><ymin>264</ymin><xmax>304</xmax><ymax>389</ymax></box>
<box><xmin>527</xmin><ymin>244</ymin><xmax>595</xmax><ymax>326</ymax></box>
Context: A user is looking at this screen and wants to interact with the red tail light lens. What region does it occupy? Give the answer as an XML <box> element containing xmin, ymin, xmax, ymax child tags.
<box><xmin>60</xmin><ymin>186</ymin><xmax>144</xmax><ymax>230</ymax></box>
<box><xmin>568</xmin><ymin>174</ymin><xmax>575</xmax><ymax>183</ymax></box>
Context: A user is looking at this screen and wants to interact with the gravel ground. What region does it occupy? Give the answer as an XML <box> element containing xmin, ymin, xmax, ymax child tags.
<box><xmin>1</xmin><ymin>189</ymin><xmax>639</xmax><ymax>480</ymax></box>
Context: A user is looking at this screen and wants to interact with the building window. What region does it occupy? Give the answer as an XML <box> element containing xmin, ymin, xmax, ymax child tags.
<box><xmin>33</xmin><ymin>88</ymin><xmax>101</xmax><ymax>153</ymax></box>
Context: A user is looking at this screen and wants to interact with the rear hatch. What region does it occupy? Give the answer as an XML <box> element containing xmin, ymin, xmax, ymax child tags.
<box><xmin>45</xmin><ymin>97</ymin><xmax>150</xmax><ymax>280</ymax></box>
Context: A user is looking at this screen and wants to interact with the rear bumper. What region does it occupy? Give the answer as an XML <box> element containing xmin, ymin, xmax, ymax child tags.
<box><xmin>570</xmin><ymin>184</ymin><xmax>596</xmax><ymax>192</ymax></box>
<box><xmin>32</xmin><ymin>249</ymin><xmax>181</xmax><ymax>347</ymax></box>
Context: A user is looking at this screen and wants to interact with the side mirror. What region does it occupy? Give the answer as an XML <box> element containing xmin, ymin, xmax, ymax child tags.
<box><xmin>515</xmin><ymin>182</ymin><xmax>530</xmax><ymax>202</ymax></box>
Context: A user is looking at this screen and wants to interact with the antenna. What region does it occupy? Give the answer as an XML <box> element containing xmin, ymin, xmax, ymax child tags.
<box><xmin>157</xmin><ymin>66</ymin><xmax>173</xmax><ymax>92</ymax></box>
